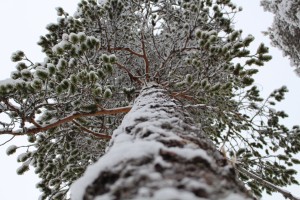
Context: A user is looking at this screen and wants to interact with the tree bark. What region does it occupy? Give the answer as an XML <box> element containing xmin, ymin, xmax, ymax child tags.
<box><xmin>71</xmin><ymin>83</ymin><xmax>254</xmax><ymax>200</ymax></box>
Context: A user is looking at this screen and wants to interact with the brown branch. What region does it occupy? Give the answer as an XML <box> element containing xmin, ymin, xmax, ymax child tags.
<box><xmin>72</xmin><ymin>120</ymin><xmax>111</xmax><ymax>140</ymax></box>
<box><xmin>115</xmin><ymin>62</ymin><xmax>142</xmax><ymax>84</ymax></box>
<box><xmin>141</xmin><ymin>32</ymin><xmax>150</xmax><ymax>82</ymax></box>
<box><xmin>28</xmin><ymin>117</ymin><xmax>42</xmax><ymax>128</ymax></box>
<box><xmin>171</xmin><ymin>92</ymin><xmax>197</xmax><ymax>102</ymax></box>
<box><xmin>0</xmin><ymin>106</ymin><xmax>131</xmax><ymax>136</ymax></box>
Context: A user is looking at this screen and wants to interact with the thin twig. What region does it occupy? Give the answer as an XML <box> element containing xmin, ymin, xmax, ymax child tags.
<box><xmin>0</xmin><ymin>136</ymin><xmax>15</xmax><ymax>146</ymax></box>
<box><xmin>110</xmin><ymin>47</ymin><xmax>143</xmax><ymax>57</ymax></box>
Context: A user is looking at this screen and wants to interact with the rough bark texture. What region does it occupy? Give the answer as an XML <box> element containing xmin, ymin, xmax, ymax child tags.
<box><xmin>71</xmin><ymin>84</ymin><xmax>254</xmax><ymax>200</ymax></box>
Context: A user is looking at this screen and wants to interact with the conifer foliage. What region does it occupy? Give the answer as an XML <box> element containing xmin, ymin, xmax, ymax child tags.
<box><xmin>0</xmin><ymin>0</ymin><xmax>299</xmax><ymax>199</ymax></box>
<box><xmin>261</xmin><ymin>0</ymin><xmax>300</xmax><ymax>75</ymax></box>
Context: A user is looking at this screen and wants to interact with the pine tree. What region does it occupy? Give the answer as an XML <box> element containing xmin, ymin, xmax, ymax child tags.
<box><xmin>0</xmin><ymin>0</ymin><xmax>300</xmax><ymax>199</ymax></box>
<box><xmin>260</xmin><ymin>0</ymin><xmax>300</xmax><ymax>75</ymax></box>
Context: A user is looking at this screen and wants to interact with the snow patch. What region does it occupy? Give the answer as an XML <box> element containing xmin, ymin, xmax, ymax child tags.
<box><xmin>71</xmin><ymin>141</ymin><xmax>164</xmax><ymax>200</ymax></box>
<box><xmin>62</xmin><ymin>33</ymin><xmax>69</xmax><ymax>41</ymax></box>
<box><xmin>94</xmin><ymin>194</ymin><xmax>111</xmax><ymax>200</ymax></box>
<box><xmin>150</xmin><ymin>187</ymin><xmax>200</xmax><ymax>200</ymax></box>
<box><xmin>223</xmin><ymin>193</ymin><xmax>252</xmax><ymax>200</ymax></box>
<box><xmin>181</xmin><ymin>177</ymin><xmax>212</xmax><ymax>192</ymax></box>
<box><xmin>52</xmin><ymin>40</ymin><xmax>69</xmax><ymax>53</ymax></box>
<box><xmin>168</xmin><ymin>146</ymin><xmax>212</xmax><ymax>163</ymax></box>
<box><xmin>0</xmin><ymin>78</ymin><xmax>24</xmax><ymax>86</ymax></box>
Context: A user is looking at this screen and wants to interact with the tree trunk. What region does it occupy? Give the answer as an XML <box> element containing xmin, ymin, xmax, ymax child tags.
<box><xmin>71</xmin><ymin>83</ymin><xmax>254</xmax><ymax>200</ymax></box>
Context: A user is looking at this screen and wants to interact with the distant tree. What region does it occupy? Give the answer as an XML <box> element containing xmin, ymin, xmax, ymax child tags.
<box><xmin>1</xmin><ymin>0</ymin><xmax>300</xmax><ymax>199</ymax></box>
<box><xmin>261</xmin><ymin>0</ymin><xmax>300</xmax><ymax>75</ymax></box>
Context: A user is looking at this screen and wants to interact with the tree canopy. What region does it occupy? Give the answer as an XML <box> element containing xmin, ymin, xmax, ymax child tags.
<box><xmin>0</xmin><ymin>0</ymin><xmax>299</xmax><ymax>199</ymax></box>
<box><xmin>261</xmin><ymin>0</ymin><xmax>300</xmax><ymax>75</ymax></box>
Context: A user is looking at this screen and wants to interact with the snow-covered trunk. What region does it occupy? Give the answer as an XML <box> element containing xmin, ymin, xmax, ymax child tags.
<box><xmin>71</xmin><ymin>84</ymin><xmax>253</xmax><ymax>200</ymax></box>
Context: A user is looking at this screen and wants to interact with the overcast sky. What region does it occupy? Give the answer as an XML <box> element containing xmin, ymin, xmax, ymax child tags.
<box><xmin>0</xmin><ymin>1</ymin><xmax>299</xmax><ymax>199</ymax></box>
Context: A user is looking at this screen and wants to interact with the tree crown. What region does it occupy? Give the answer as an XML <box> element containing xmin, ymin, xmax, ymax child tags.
<box><xmin>1</xmin><ymin>0</ymin><xmax>299</xmax><ymax>199</ymax></box>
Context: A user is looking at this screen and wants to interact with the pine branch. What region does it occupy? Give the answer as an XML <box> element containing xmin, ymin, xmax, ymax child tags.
<box><xmin>237</xmin><ymin>165</ymin><xmax>300</xmax><ymax>200</ymax></box>
<box><xmin>0</xmin><ymin>106</ymin><xmax>131</xmax><ymax>136</ymax></box>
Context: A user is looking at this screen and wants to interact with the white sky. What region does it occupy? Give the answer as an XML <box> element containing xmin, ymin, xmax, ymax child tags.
<box><xmin>0</xmin><ymin>1</ymin><xmax>299</xmax><ymax>199</ymax></box>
